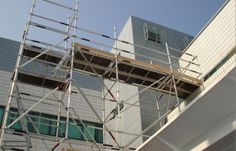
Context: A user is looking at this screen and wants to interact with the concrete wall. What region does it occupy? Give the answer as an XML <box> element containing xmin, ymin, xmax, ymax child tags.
<box><xmin>104</xmin><ymin>17</ymin><xmax>143</xmax><ymax>148</ymax></box>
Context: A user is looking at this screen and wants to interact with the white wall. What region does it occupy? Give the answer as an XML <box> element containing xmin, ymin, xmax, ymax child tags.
<box><xmin>184</xmin><ymin>111</ymin><xmax>236</xmax><ymax>151</ymax></box>
<box><xmin>178</xmin><ymin>1</ymin><xmax>236</xmax><ymax>150</ymax></box>
<box><xmin>104</xmin><ymin>17</ymin><xmax>143</xmax><ymax>148</ymax></box>
<box><xmin>180</xmin><ymin>0</ymin><xmax>236</xmax><ymax>83</ymax></box>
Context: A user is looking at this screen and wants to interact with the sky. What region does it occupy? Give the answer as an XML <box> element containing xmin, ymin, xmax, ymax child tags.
<box><xmin>0</xmin><ymin>0</ymin><xmax>226</xmax><ymax>45</ymax></box>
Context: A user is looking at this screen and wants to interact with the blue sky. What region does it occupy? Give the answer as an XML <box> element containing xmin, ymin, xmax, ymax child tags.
<box><xmin>0</xmin><ymin>0</ymin><xmax>225</xmax><ymax>43</ymax></box>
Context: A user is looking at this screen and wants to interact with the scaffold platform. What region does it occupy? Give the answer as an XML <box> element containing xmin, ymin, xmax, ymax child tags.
<box><xmin>20</xmin><ymin>43</ymin><xmax>202</xmax><ymax>99</ymax></box>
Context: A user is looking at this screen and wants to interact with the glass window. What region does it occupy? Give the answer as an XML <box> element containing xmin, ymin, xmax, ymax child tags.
<box><xmin>143</xmin><ymin>22</ymin><xmax>161</xmax><ymax>43</ymax></box>
<box><xmin>27</xmin><ymin>111</ymin><xmax>40</xmax><ymax>133</ymax></box>
<box><xmin>84</xmin><ymin>123</ymin><xmax>95</xmax><ymax>142</ymax></box>
<box><xmin>7</xmin><ymin>108</ymin><xmax>22</xmax><ymax>131</ymax></box>
<box><xmin>0</xmin><ymin>106</ymin><xmax>5</xmax><ymax>126</ymax></box>
<box><xmin>58</xmin><ymin>117</ymin><xmax>66</xmax><ymax>137</ymax></box>
<box><xmin>147</xmin><ymin>31</ymin><xmax>160</xmax><ymax>43</ymax></box>
<box><xmin>38</xmin><ymin>113</ymin><xmax>57</xmax><ymax>136</ymax></box>
<box><xmin>58</xmin><ymin>117</ymin><xmax>84</xmax><ymax>140</ymax></box>
<box><xmin>0</xmin><ymin>106</ymin><xmax>103</xmax><ymax>143</ymax></box>
<box><xmin>95</xmin><ymin>124</ymin><xmax>103</xmax><ymax>143</ymax></box>
<box><xmin>68</xmin><ymin>119</ymin><xmax>83</xmax><ymax>140</ymax></box>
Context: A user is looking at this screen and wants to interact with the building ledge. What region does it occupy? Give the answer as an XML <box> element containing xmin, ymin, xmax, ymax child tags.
<box><xmin>137</xmin><ymin>64</ymin><xmax>236</xmax><ymax>151</ymax></box>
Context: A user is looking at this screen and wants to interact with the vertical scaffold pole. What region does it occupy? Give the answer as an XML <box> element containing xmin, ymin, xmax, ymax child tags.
<box><xmin>113</xmin><ymin>27</ymin><xmax>121</xmax><ymax>145</ymax></box>
<box><xmin>65</xmin><ymin>17</ymin><xmax>72</xmax><ymax>150</ymax></box>
<box><xmin>155</xmin><ymin>92</ymin><xmax>163</xmax><ymax>127</ymax></box>
<box><xmin>65</xmin><ymin>0</ymin><xmax>79</xmax><ymax>149</ymax></box>
<box><xmin>57</xmin><ymin>14</ymin><xmax>71</xmax><ymax>140</ymax></box>
<box><xmin>102</xmin><ymin>78</ymin><xmax>106</xmax><ymax>142</ymax></box>
<box><xmin>165</xmin><ymin>42</ymin><xmax>180</xmax><ymax>112</ymax></box>
<box><xmin>0</xmin><ymin>0</ymin><xmax>37</xmax><ymax>147</ymax></box>
<box><xmin>56</xmin><ymin>96</ymin><xmax>62</xmax><ymax>138</ymax></box>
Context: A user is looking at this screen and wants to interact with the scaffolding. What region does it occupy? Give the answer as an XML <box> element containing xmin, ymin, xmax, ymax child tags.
<box><xmin>0</xmin><ymin>0</ymin><xmax>202</xmax><ymax>151</ymax></box>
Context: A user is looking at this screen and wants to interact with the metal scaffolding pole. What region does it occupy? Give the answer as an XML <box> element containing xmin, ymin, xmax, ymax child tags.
<box><xmin>72</xmin><ymin>79</ymin><xmax>121</xmax><ymax>148</ymax></box>
<box><xmin>123</xmin><ymin>109</ymin><xmax>171</xmax><ymax>149</ymax></box>
<box><xmin>15</xmin><ymin>86</ymin><xmax>32</xmax><ymax>150</ymax></box>
<box><xmin>65</xmin><ymin>1</ymin><xmax>79</xmax><ymax>150</ymax></box>
<box><xmin>119</xmin><ymin>76</ymin><xmax>170</xmax><ymax>115</ymax></box>
<box><xmin>56</xmin><ymin>93</ymin><xmax>63</xmax><ymax>139</ymax></box>
<box><xmin>155</xmin><ymin>92</ymin><xmax>163</xmax><ymax>127</ymax></box>
<box><xmin>6</xmin><ymin>87</ymin><xmax>59</xmax><ymax>129</ymax></box>
<box><xmin>15</xmin><ymin>85</ymin><xmax>51</xmax><ymax>150</ymax></box>
<box><xmin>0</xmin><ymin>0</ymin><xmax>203</xmax><ymax>150</ymax></box>
<box><xmin>165</xmin><ymin>42</ymin><xmax>181</xmax><ymax>112</ymax></box>
<box><xmin>102</xmin><ymin>78</ymin><xmax>106</xmax><ymax>144</ymax></box>
<box><xmin>113</xmin><ymin>26</ymin><xmax>122</xmax><ymax>145</ymax></box>
<box><xmin>55</xmin><ymin>14</ymin><xmax>71</xmax><ymax>146</ymax></box>
<box><xmin>0</xmin><ymin>0</ymin><xmax>82</xmax><ymax>149</ymax></box>
<box><xmin>0</xmin><ymin>0</ymin><xmax>37</xmax><ymax>147</ymax></box>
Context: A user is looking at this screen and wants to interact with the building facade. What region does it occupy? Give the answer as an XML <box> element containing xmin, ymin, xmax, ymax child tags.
<box><xmin>0</xmin><ymin>37</ymin><xmax>103</xmax><ymax>150</ymax></box>
<box><xmin>0</xmin><ymin>3</ymin><xmax>208</xmax><ymax>150</ymax></box>
<box><xmin>137</xmin><ymin>0</ymin><xmax>236</xmax><ymax>150</ymax></box>
<box><xmin>0</xmin><ymin>15</ymin><xmax>196</xmax><ymax>150</ymax></box>
<box><xmin>104</xmin><ymin>16</ymin><xmax>196</xmax><ymax>149</ymax></box>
